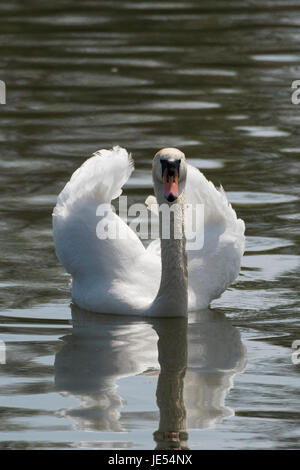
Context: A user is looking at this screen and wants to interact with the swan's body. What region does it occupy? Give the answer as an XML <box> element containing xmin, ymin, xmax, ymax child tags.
<box><xmin>53</xmin><ymin>146</ymin><xmax>245</xmax><ymax>317</ymax></box>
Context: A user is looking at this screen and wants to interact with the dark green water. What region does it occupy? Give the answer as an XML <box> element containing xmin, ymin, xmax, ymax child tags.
<box><xmin>0</xmin><ymin>0</ymin><xmax>299</xmax><ymax>449</ymax></box>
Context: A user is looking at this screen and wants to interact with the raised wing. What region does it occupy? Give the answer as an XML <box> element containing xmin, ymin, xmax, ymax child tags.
<box><xmin>186</xmin><ymin>164</ymin><xmax>245</xmax><ymax>309</ymax></box>
<box><xmin>52</xmin><ymin>147</ymin><xmax>149</xmax><ymax>312</ymax></box>
<box><xmin>146</xmin><ymin>163</ymin><xmax>245</xmax><ymax>310</ymax></box>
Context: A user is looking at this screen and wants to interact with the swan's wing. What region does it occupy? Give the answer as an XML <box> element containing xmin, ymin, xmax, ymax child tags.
<box><xmin>146</xmin><ymin>163</ymin><xmax>245</xmax><ymax>310</ymax></box>
<box><xmin>53</xmin><ymin>146</ymin><xmax>134</xmax><ymax>215</ymax></box>
<box><xmin>186</xmin><ymin>164</ymin><xmax>245</xmax><ymax>309</ymax></box>
<box><xmin>53</xmin><ymin>146</ymin><xmax>155</xmax><ymax>312</ymax></box>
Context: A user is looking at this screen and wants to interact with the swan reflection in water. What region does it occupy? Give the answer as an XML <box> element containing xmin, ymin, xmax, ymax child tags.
<box><xmin>54</xmin><ymin>305</ymin><xmax>246</xmax><ymax>449</ymax></box>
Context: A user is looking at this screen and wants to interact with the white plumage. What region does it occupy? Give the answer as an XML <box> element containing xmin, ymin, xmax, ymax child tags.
<box><xmin>53</xmin><ymin>146</ymin><xmax>245</xmax><ymax>316</ymax></box>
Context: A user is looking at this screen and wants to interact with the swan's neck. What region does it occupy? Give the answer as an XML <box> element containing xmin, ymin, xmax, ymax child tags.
<box><xmin>150</xmin><ymin>192</ymin><xmax>188</xmax><ymax>317</ymax></box>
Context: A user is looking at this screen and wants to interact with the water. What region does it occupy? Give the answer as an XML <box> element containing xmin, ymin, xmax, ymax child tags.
<box><xmin>0</xmin><ymin>0</ymin><xmax>299</xmax><ymax>450</ymax></box>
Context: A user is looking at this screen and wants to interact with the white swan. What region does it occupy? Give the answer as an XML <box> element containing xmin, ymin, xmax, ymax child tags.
<box><xmin>53</xmin><ymin>146</ymin><xmax>245</xmax><ymax>317</ymax></box>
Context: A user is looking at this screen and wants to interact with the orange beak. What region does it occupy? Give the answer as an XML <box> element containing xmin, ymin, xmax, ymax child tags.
<box><xmin>163</xmin><ymin>168</ymin><xmax>179</xmax><ymax>202</ymax></box>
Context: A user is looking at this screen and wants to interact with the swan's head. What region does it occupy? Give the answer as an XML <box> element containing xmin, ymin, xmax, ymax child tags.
<box><xmin>152</xmin><ymin>148</ymin><xmax>187</xmax><ymax>203</ymax></box>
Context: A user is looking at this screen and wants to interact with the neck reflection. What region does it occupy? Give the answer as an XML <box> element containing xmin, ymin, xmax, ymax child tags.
<box><xmin>151</xmin><ymin>316</ymin><xmax>188</xmax><ymax>449</ymax></box>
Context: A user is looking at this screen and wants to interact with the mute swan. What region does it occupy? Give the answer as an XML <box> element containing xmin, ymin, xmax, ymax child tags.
<box><xmin>53</xmin><ymin>146</ymin><xmax>245</xmax><ymax>317</ymax></box>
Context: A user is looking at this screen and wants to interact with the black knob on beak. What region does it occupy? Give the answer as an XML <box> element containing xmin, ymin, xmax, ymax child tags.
<box><xmin>160</xmin><ymin>158</ymin><xmax>181</xmax><ymax>179</ymax></box>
